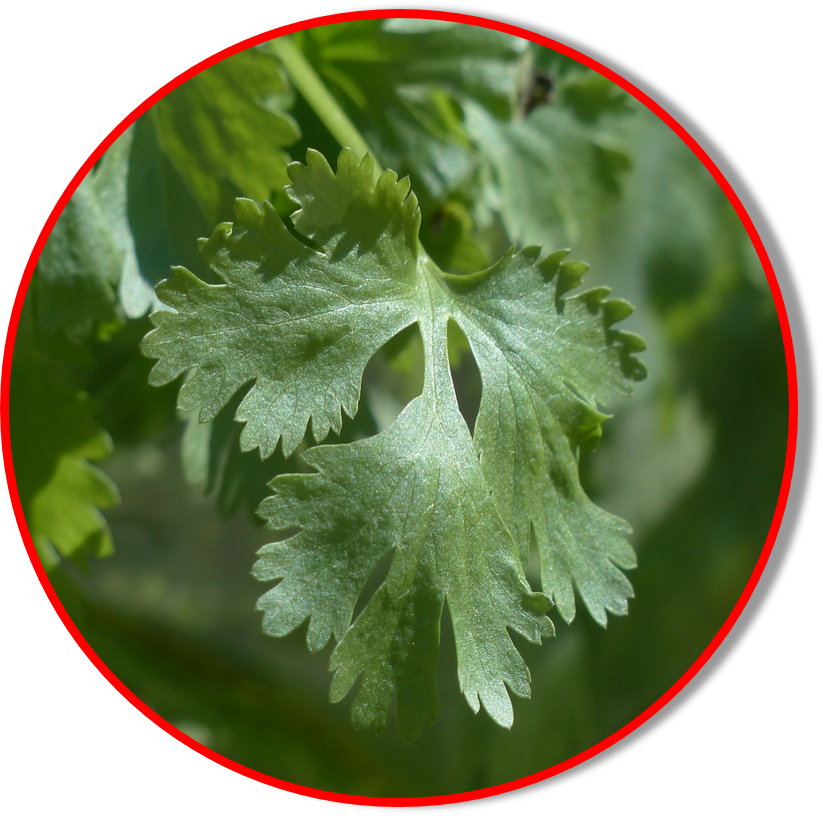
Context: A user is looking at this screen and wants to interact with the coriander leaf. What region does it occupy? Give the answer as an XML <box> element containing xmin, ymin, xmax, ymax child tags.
<box><xmin>143</xmin><ymin>148</ymin><xmax>644</xmax><ymax>731</ymax></box>
<box><xmin>254</xmin><ymin>319</ymin><xmax>552</xmax><ymax>738</ymax></box>
<box><xmin>291</xmin><ymin>20</ymin><xmax>530</xmax><ymax>210</ymax></box>
<box><xmin>10</xmin><ymin>307</ymin><xmax>118</xmax><ymax>568</ymax></box>
<box><xmin>464</xmin><ymin>61</ymin><xmax>635</xmax><ymax>245</ymax></box>
<box><xmin>36</xmin><ymin>145</ymin><xmax>129</xmax><ymax>340</ymax></box>
<box><xmin>451</xmin><ymin>249</ymin><xmax>646</xmax><ymax>624</ymax></box>
<box><xmin>180</xmin><ymin>382</ymin><xmax>378</xmax><ymax>517</ymax></box>
<box><xmin>531</xmin><ymin>47</ymin><xmax>634</xmax><ymax>122</ymax></box>
<box><xmin>142</xmin><ymin>150</ymin><xmax>422</xmax><ymax>458</ymax></box>
<box><xmin>149</xmin><ymin>46</ymin><xmax>300</xmax><ymax>225</ymax></box>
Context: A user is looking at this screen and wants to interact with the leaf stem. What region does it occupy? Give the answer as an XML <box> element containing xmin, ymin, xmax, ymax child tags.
<box><xmin>271</xmin><ymin>36</ymin><xmax>383</xmax><ymax>177</ymax></box>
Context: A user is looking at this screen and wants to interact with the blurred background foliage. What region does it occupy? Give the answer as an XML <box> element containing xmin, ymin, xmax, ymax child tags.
<box><xmin>9</xmin><ymin>18</ymin><xmax>788</xmax><ymax>798</ymax></box>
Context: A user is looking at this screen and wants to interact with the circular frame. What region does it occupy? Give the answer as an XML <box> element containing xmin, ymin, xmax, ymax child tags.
<box><xmin>0</xmin><ymin>9</ymin><xmax>797</xmax><ymax>807</ymax></box>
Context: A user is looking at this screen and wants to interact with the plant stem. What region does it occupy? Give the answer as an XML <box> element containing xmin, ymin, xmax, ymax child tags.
<box><xmin>271</xmin><ymin>36</ymin><xmax>383</xmax><ymax>177</ymax></box>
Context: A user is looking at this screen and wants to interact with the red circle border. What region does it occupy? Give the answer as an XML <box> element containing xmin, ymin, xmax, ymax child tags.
<box><xmin>0</xmin><ymin>7</ymin><xmax>798</xmax><ymax>808</ymax></box>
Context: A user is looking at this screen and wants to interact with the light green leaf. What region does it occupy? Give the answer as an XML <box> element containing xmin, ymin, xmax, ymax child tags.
<box><xmin>10</xmin><ymin>313</ymin><xmax>118</xmax><ymax>568</ymax></box>
<box><xmin>143</xmin><ymin>149</ymin><xmax>644</xmax><ymax>732</ymax></box>
<box><xmin>256</xmin><ymin>368</ymin><xmax>551</xmax><ymax>737</ymax></box>
<box><xmin>143</xmin><ymin>151</ymin><xmax>421</xmax><ymax>458</ymax></box>
<box><xmin>149</xmin><ymin>45</ymin><xmax>300</xmax><ymax>225</ymax></box>
<box><xmin>37</xmin><ymin>162</ymin><xmax>123</xmax><ymax>340</ymax></box>
<box><xmin>464</xmin><ymin>100</ymin><xmax>632</xmax><ymax>249</ymax></box>
<box><xmin>453</xmin><ymin>249</ymin><xmax>646</xmax><ymax>623</ymax></box>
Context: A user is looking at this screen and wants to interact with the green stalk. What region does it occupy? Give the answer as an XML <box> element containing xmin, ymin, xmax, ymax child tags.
<box><xmin>272</xmin><ymin>36</ymin><xmax>383</xmax><ymax>177</ymax></box>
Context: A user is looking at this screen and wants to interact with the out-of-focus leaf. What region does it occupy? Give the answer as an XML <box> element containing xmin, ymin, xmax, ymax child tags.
<box><xmin>148</xmin><ymin>46</ymin><xmax>300</xmax><ymax>225</ymax></box>
<box><xmin>290</xmin><ymin>19</ymin><xmax>530</xmax><ymax>211</ymax></box>
<box><xmin>36</xmin><ymin>142</ymin><xmax>132</xmax><ymax>340</ymax></box>
<box><xmin>464</xmin><ymin>100</ymin><xmax>632</xmax><ymax>249</ymax></box>
<box><xmin>10</xmin><ymin>304</ymin><xmax>118</xmax><ymax>568</ymax></box>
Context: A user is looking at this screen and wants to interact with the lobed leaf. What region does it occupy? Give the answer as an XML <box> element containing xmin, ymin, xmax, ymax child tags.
<box><xmin>143</xmin><ymin>151</ymin><xmax>422</xmax><ymax>457</ymax></box>
<box><xmin>445</xmin><ymin>248</ymin><xmax>646</xmax><ymax>623</ymax></box>
<box><xmin>143</xmin><ymin>148</ymin><xmax>644</xmax><ymax>732</ymax></box>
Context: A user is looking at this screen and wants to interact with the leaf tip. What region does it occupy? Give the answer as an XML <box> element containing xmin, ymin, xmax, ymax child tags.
<box><xmin>233</xmin><ymin>197</ymin><xmax>264</xmax><ymax>225</ymax></box>
<box><xmin>538</xmin><ymin>248</ymin><xmax>571</xmax><ymax>279</ymax></box>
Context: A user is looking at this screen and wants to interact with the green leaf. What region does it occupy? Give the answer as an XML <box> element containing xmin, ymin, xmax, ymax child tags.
<box><xmin>255</xmin><ymin>374</ymin><xmax>552</xmax><ymax>737</ymax></box>
<box><xmin>457</xmin><ymin>46</ymin><xmax>636</xmax><ymax>250</ymax></box>
<box><xmin>179</xmin><ymin>385</ymin><xmax>378</xmax><ymax>517</ymax></box>
<box><xmin>531</xmin><ymin>47</ymin><xmax>634</xmax><ymax>122</ymax></box>
<box><xmin>143</xmin><ymin>151</ymin><xmax>421</xmax><ymax>459</ymax></box>
<box><xmin>464</xmin><ymin>100</ymin><xmax>633</xmax><ymax>249</ymax></box>
<box><xmin>148</xmin><ymin>45</ymin><xmax>300</xmax><ymax>225</ymax></box>
<box><xmin>36</xmin><ymin>136</ymin><xmax>135</xmax><ymax>340</ymax></box>
<box><xmin>10</xmin><ymin>307</ymin><xmax>119</xmax><ymax>568</ymax></box>
<box><xmin>455</xmin><ymin>250</ymin><xmax>646</xmax><ymax>624</ymax></box>
<box><xmin>291</xmin><ymin>20</ymin><xmax>530</xmax><ymax>210</ymax></box>
<box><xmin>142</xmin><ymin>149</ymin><xmax>644</xmax><ymax>733</ymax></box>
